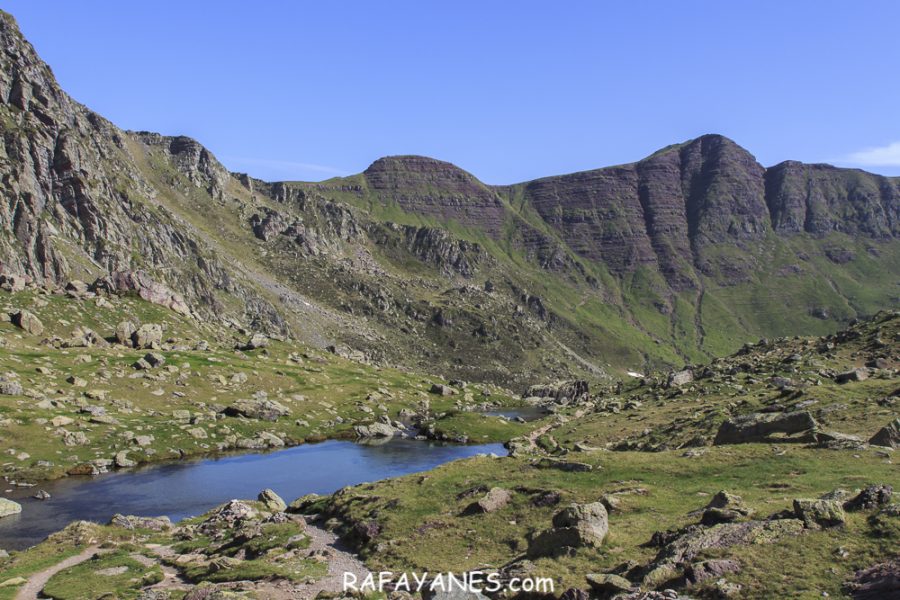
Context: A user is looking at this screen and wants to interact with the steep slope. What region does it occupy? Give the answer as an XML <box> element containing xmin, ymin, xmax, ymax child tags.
<box><xmin>0</xmin><ymin>10</ymin><xmax>898</xmax><ymax>388</ymax></box>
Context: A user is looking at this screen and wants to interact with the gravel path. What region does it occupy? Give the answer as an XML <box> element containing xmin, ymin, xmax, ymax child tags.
<box><xmin>289</xmin><ymin>519</ymin><xmax>371</xmax><ymax>599</ymax></box>
<box><xmin>14</xmin><ymin>546</ymin><xmax>103</xmax><ymax>600</ymax></box>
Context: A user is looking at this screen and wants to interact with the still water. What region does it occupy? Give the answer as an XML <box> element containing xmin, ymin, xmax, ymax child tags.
<box><xmin>0</xmin><ymin>438</ymin><xmax>505</xmax><ymax>550</ymax></box>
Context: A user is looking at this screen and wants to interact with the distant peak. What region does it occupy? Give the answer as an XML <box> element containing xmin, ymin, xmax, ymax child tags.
<box><xmin>364</xmin><ymin>155</ymin><xmax>465</xmax><ymax>174</ymax></box>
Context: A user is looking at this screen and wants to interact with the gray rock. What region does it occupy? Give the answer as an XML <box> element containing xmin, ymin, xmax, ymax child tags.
<box><xmin>258</xmin><ymin>488</ymin><xmax>287</xmax><ymax>512</ymax></box>
<box><xmin>11</xmin><ymin>309</ymin><xmax>43</xmax><ymax>335</ymax></box>
<box><xmin>714</xmin><ymin>410</ymin><xmax>817</xmax><ymax>444</ymax></box>
<box><xmin>115</xmin><ymin>320</ymin><xmax>137</xmax><ymax>346</ymax></box>
<box><xmin>527</xmin><ymin>502</ymin><xmax>608</xmax><ymax>557</ymax></box>
<box><xmin>0</xmin><ymin>498</ymin><xmax>22</xmax><ymax>518</ymax></box>
<box><xmin>0</xmin><ymin>380</ymin><xmax>23</xmax><ymax>396</ymax></box>
<box><xmin>793</xmin><ymin>498</ymin><xmax>846</xmax><ymax>528</ymax></box>
<box><xmin>225</xmin><ymin>398</ymin><xmax>290</xmax><ymax>421</ymax></box>
<box><xmin>465</xmin><ymin>487</ymin><xmax>512</xmax><ymax>514</ymax></box>
<box><xmin>835</xmin><ymin>367</ymin><xmax>869</xmax><ymax>383</ymax></box>
<box><xmin>667</xmin><ymin>369</ymin><xmax>694</xmax><ymax>388</ymax></box>
<box><xmin>585</xmin><ymin>573</ymin><xmax>633</xmax><ymax>593</ymax></box>
<box><xmin>132</xmin><ymin>323</ymin><xmax>163</xmax><ymax>349</ymax></box>
<box><xmin>869</xmin><ymin>418</ymin><xmax>900</xmax><ymax>449</ymax></box>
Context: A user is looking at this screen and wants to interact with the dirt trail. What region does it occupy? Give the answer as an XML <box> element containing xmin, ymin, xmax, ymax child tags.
<box><xmin>14</xmin><ymin>546</ymin><xmax>103</xmax><ymax>600</ymax></box>
<box><xmin>288</xmin><ymin>519</ymin><xmax>371</xmax><ymax>599</ymax></box>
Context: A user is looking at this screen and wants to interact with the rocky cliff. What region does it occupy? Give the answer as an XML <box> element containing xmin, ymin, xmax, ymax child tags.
<box><xmin>0</xmin><ymin>10</ymin><xmax>898</xmax><ymax>385</ymax></box>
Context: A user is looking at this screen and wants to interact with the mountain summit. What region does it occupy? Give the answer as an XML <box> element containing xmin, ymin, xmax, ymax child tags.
<box><xmin>0</xmin><ymin>11</ymin><xmax>898</xmax><ymax>385</ymax></box>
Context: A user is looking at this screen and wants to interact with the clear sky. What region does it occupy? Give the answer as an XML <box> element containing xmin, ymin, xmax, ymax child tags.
<box><xmin>5</xmin><ymin>1</ymin><xmax>900</xmax><ymax>183</ymax></box>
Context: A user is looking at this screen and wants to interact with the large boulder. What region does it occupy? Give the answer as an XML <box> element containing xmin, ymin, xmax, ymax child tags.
<box><xmin>0</xmin><ymin>498</ymin><xmax>22</xmax><ymax>518</ymax></box>
<box><xmin>115</xmin><ymin>320</ymin><xmax>137</xmax><ymax>346</ymax></box>
<box><xmin>11</xmin><ymin>309</ymin><xmax>43</xmax><ymax>335</ymax></box>
<box><xmin>240</xmin><ymin>333</ymin><xmax>269</xmax><ymax>350</ymax></box>
<box><xmin>132</xmin><ymin>323</ymin><xmax>163</xmax><ymax>349</ymax></box>
<box><xmin>109</xmin><ymin>514</ymin><xmax>172</xmax><ymax>531</ymax></box>
<box><xmin>585</xmin><ymin>573</ymin><xmax>633</xmax><ymax>594</ymax></box>
<box><xmin>844</xmin><ymin>484</ymin><xmax>893</xmax><ymax>511</ymax></box>
<box><xmin>697</xmin><ymin>490</ymin><xmax>754</xmax><ymax>525</ymax></box>
<box><xmin>0</xmin><ymin>380</ymin><xmax>24</xmax><ymax>396</ymax></box>
<box><xmin>353</xmin><ymin>422</ymin><xmax>399</xmax><ymax>438</ymax></box>
<box><xmin>714</xmin><ymin>410</ymin><xmax>817</xmax><ymax>445</ymax></box>
<box><xmin>793</xmin><ymin>499</ymin><xmax>845</xmax><ymax>528</ymax></box>
<box><xmin>258</xmin><ymin>488</ymin><xmax>287</xmax><ymax>512</ymax></box>
<box><xmin>835</xmin><ymin>368</ymin><xmax>869</xmax><ymax>384</ymax></box>
<box><xmin>465</xmin><ymin>488</ymin><xmax>512</xmax><ymax>514</ymax></box>
<box><xmin>224</xmin><ymin>398</ymin><xmax>290</xmax><ymax>421</ymax></box>
<box><xmin>667</xmin><ymin>369</ymin><xmax>694</xmax><ymax>388</ymax></box>
<box><xmin>527</xmin><ymin>502</ymin><xmax>608</xmax><ymax>557</ymax></box>
<box><xmin>869</xmin><ymin>419</ymin><xmax>900</xmax><ymax>449</ymax></box>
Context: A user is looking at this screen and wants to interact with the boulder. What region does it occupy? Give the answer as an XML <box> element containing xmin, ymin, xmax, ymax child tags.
<box><xmin>109</xmin><ymin>514</ymin><xmax>172</xmax><ymax>530</ymax></box>
<box><xmin>527</xmin><ymin>502</ymin><xmax>608</xmax><ymax>557</ymax></box>
<box><xmin>0</xmin><ymin>498</ymin><xmax>22</xmax><ymax>518</ymax></box>
<box><xmin>115</xmin><ymin>320</ymin><xmax>137</xmax><ymax>346</ymax></box>
<box><xmin>685</xmin><ymin>559</ymin><xmax>742</xmax><ymax>584</ymax></box>
<box><xmin>0</xmin><ymin>380</ymin><xmax>23</xmax><ymax>396</ymax></box>
<box><xmin>132</xmin><ymin>323</ymin><xmax>163</xmax><ymax>349</ymax></box>
<box><xmin>429</xmin><ymin>383</ymin><xmax>455</xmax><ymax>396</ymax></box>
<box><xmin>114</xmin><ymin>451</ymin><xmax>136</xmax><ymax>468</ymax></box>
<box><xmin>11</xmin><ymin>309</ymin><xmax>43</xmax><ymax>335</ymax></box>
<box><xmin>869</xmin><ymin>419</ymin><xmax>900</xmax><ymax>449</ymax></box>
<box><xmin>353</xmin><ymin>422</ymin><xmax>399</xmax><ymax>438</ymax></box>
<box><xmin>465</xmin><ymin>487</ymin><xmax>512</xmax><ymax>514</ymax></box>
<box><xmin>793</xmin><ymin>498</ymin><xmax>846</xmax><ymax>528</ymax></box>
<box><xmin>844</xmin><ymin>484</ymin><xmax>893</xmax><ymax>511</ymax></box>
<box><xmin>0</xmin><ymin>273</ymin><xmax>27</xmax><ymax>292</ymax></box>
<box><xmin>585</xmin><ymin>573</ymin><xmax>633</xmax><ymax>594</ymax></box>
<box><xmin>843</xmin><ymin>557</ymin><xmax>900</xmax><ymax>600</ymax></box>
<box><xmin>225</xmin><ymin>398</ymin><xmax>290</xmax><ymax>421</ymax></box>
<box><xmin>698</xmin><ymin>490</ymin><xmax>754</xmax><ymax>525</ymax></box>
<box><xmin>143</xmin><ymin>352</ymin><xmax>166</xmax><ymax>368</ymax></box>
<box><xmin>258</xmin><ymin>488</ymin><xmax>287</xmax><ymax>512</ymax></box>
<box><xmin>667</xmin><ymin>369</ymin><xmax>694</xmax><ymax>388</ymax></box>
<box><xmin>836</xmin><ymin>368</ymin><xmax>869</xmax><ymax>383</ymax></box>
<box><xmin>240</xmin><ymin>333</ymin><xmax>269</xmax><ymax>350</ymax></box>
<box><xmin>714</xmin><ymin>410</ymin><xmax>817</xmax><ymax>445</ymax></box>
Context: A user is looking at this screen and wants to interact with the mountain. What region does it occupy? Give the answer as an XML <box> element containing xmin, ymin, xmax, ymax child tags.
<box><xmin>0</xmin><ymin>10</ymin><xmax>898</xmax><ymax>387</ymax></box>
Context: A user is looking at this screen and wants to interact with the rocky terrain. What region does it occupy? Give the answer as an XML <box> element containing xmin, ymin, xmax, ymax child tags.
<box><xmin>0</xmin><ymin>10</ymin><xmax>898</xmax><ymax>388</ymax></box>
<box><xmin>0</xmin><ymin>7</ymin><xmax>897</xmax><ymax>600</ymax></box>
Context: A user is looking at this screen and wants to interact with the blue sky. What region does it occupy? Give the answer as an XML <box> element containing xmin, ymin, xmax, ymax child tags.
<box><xmin>5</xmin><ymin>1</ymin><xmax>900</xmax><ymax>183</ymax></box>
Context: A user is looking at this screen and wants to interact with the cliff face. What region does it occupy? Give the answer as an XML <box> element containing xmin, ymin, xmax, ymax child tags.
<box><xmin>363</xmin><ymin>155</ymin><xmax>507</xmax><ymax>236</ymax></box>
<box><xmin>1</xmin><ymin>9</ymin><xmax>898</xmax><ymax>385</ymax></box>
